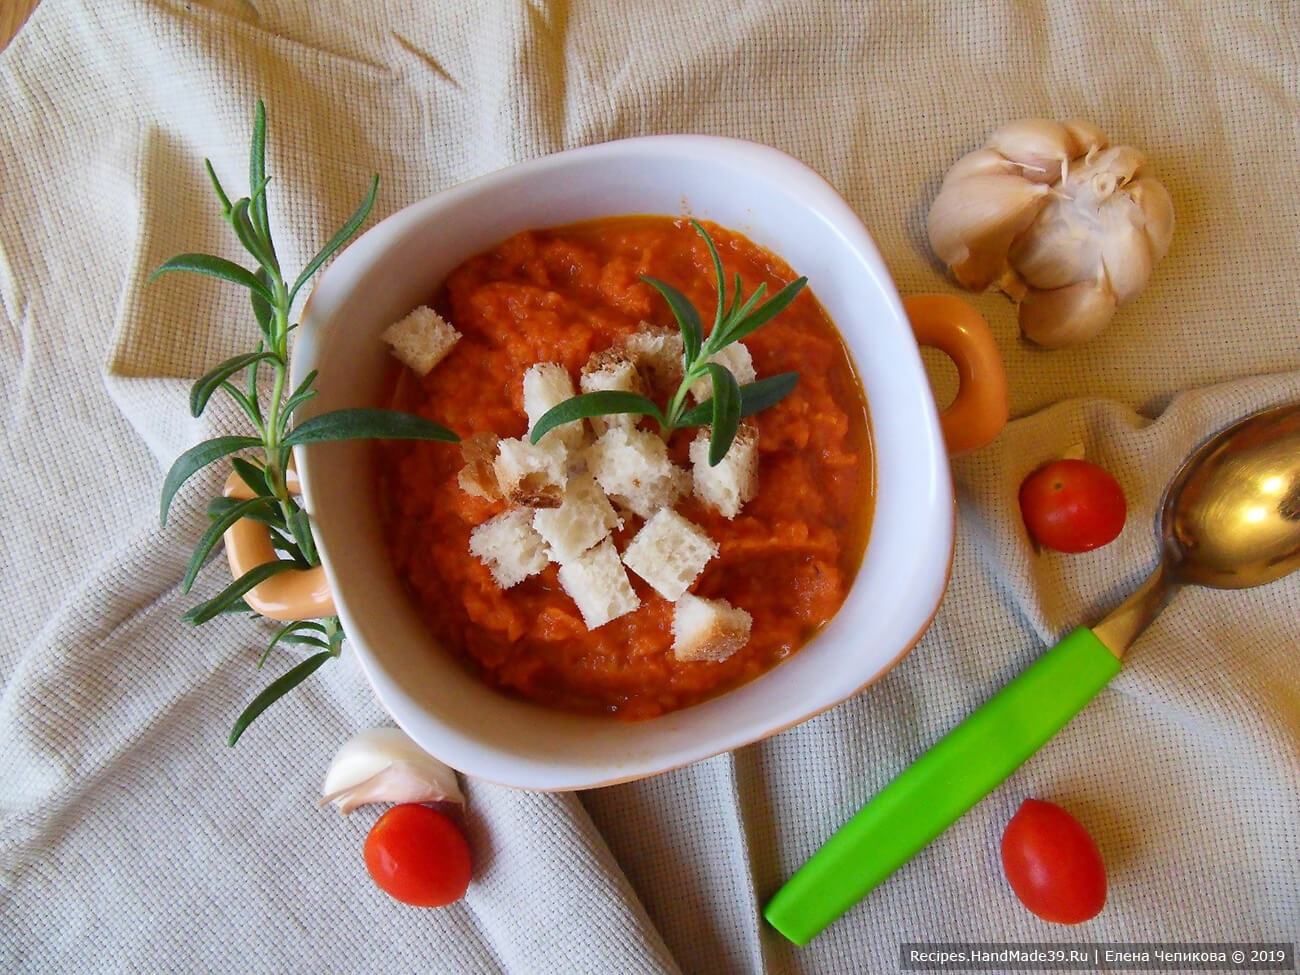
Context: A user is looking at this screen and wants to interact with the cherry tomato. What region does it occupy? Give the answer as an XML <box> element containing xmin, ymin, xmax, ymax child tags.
<box><xmin>364</xmin><ymin>804</ymin><xmax>471</xmax><ymax>907</ymax></box>
<box><xmin>1019</xmin><ymin>459</ymin><xmax>1126</xmax><ymax>552</ymax></box>
<box><xmin>1001</xmin><ymin>798</ymin><xmax>1106</xmax><ymax>924</ymax></box>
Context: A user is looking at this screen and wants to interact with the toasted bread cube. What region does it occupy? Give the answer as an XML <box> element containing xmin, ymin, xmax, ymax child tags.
<box><xmin>557</xmin><ymin>538</ymin><xmax>640</xmax><ymax>628</ymax></box>
<box><xmin>622</xmin><ymin>325</ymin><xmax>684</xmax><ymax>400</ymax></box>
<box><xmin>688</xmin><ymin>341</ymin><xmax>756</xmax><ymax>401</ymax></box>
<box><xmin>580</xmin><ymin>347</ymin><xmax>647</xmax><ymax>434</ymax></box>
<box><xmin>469</xmin><ymin>508</ymin><xmax>549</xmax><ymax>589</ymax></box>
<box><xmin>672</xmin><ymin>593</ymin><xmax>753</xmax><ymax>662</ymax></box>
<box><xmin>523</xmin><ymin>362</ymin><xmax>585</xmax><ymax>450</ymax></box>
<box><xmin>533</xmin><ymin>473</ymin><xmax>622</xmax><ymax>562</ymax></box>
<box><xmin>585</xmin><ymin>428</ymin><xmax>687</xmax><ymax>519</ymax></box>
<box><xmin>494</xmin><ymin>437</ymin><xmax>566</xmax><ymax>508</ymax></box>
<box><xmin>621</xmin><ymin>508</ymin><xmax>718</xmax><ymax>601</ymax></box>
<box><xmin>457</xmin><ymin>432</ymin><xmax>503</xmax><ymax>500</ymax></box>
<box><xmin>382</xmin><ymin>306</ymin><xmax>461</xmax><ymax>376</ymax></box>
<box><xmin>690</xmin><ymin>423</ymin><xmax>758</xmax><ymax>518</ymax></box>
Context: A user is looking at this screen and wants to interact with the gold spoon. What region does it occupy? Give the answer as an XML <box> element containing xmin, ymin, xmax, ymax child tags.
<box><xmin>1095</xmin><ymin>401</ymin><xmax>1300</xmax><ymax>650</ymax></box>
<box><xmin>766</xmin><ymin>401</ymin><xmax>1300</xmax><ymax>944</ymax></box>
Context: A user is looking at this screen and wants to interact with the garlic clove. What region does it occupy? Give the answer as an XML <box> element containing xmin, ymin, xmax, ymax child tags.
<box><xmin>1061</xmin><ymin>119</ymin><xmax>1109</xmax><ymax>160</ymax></box>
<box><xmin>1128</xmin><ymin>175</ymin><xmax>1175</xmax><ymax>262</ymax></box>
<box><xmin>927</xmin><ymin>175</ymin><xmax>1051</xmax><ymax>290</ymax></box>
<box><xmin>320</xmin><ymin>761</ymin><xmax>456</xmax><ymax>815</ymax></box>
<box><xmin>1098</xmin><ymin>197</ymin><xmax>1154</xmax><ymax>306</ymax></box>
<box><xmin>320</xmin><ymin>726</ymin><xmax>464</xmax><ymax>815</ymax></box>
<box><xmin>1019</xmin><ymin>279</ymin><xmax>1117</xmax><ymax>349</ymax></box>
<box><xmin>941</xmin><ymin>148</ymin><xmax>1021</xmax><ymax>187</ymax></box>
<box><xmin>1009</xmin><ymin>194</ymin><xmax>1103</xmax><ymax>291</ymax></box>
<box><xmin>988</xmin><ymin>119</ymin><xmax>1073</xmax><ymax>183</ymax></box>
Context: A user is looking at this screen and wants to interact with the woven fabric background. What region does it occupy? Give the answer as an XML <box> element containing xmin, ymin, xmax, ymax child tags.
<box><xmin>1</xmin><ymin>1</ymin><xmax>1297</xmax><ymax>971</ymax></box>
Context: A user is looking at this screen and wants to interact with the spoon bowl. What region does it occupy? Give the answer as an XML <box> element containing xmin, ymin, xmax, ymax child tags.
<box><xmin>1161</xmin><ymin>403</ymin><xmax>1300</xmax><ymax>589</ymax></box>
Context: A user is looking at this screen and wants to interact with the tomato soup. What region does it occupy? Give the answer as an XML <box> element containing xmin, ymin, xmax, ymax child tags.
<box><xmin>380</xmin><ymin>217</ymin><xmax>873</xmax><ymax>718</ymax></box>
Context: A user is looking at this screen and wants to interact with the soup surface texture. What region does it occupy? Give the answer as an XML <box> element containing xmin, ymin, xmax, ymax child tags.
<box><xmin>381</xmin><ymin>217</ymin><xmax>873</xmax><ymax>718</ymax></box>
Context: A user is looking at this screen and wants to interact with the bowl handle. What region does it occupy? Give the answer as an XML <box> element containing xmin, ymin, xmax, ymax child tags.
<box><xmin>222</xmin><ymin>468</ymin><xmax>336</xmax><ymax>622</ymax></box>
<box><xmin>903</xmin><ymin>294</ymin><xmax>1009</xmax><ymax>454</ymax></box>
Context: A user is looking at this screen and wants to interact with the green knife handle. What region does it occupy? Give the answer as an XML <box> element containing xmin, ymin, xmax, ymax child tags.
<box><xmin>763</xmin><ymin>627</ymin><xmax>1122</xmax><ymax>946</ymax></box>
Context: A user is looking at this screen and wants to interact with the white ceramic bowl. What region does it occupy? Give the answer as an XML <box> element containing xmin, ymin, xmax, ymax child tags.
<box><xmin>294</xmin><ymin>136</ymin><xmax>954</xmax><ymax>790</ymax></box>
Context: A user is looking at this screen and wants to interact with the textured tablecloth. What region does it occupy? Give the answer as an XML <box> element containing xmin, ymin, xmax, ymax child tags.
<box><xmin>2</xmin><ymin>1</ymin><xmax>1297</xmax><ymax>972</ymax></box>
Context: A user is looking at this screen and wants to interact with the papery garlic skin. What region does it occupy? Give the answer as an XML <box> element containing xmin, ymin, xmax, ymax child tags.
<box><xmin>321</xmin><ymin>727</ymin><xmax>465</xmax><ymax>815</ymax></box>
<box><xmin>927</xmin><ymin>118</ymin><xmax>1174</xmax><ymax>348</ymax></box>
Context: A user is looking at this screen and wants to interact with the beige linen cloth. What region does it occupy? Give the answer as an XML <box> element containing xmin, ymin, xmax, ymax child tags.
<box><xmin>2</xmin><ymin>1</ymin><xmax>1297</xmax><ymax>971</ymax></box>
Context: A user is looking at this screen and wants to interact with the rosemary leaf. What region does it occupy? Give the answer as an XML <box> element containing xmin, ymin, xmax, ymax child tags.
<box><xmin>190</xmin><ymin>351</ymin><xmax>280</xmax><ymax>418</ymax></box>
<box><xmin>182</xmin><ymin>496</ymin><xmax>276</xmax><ymax>594</ymax></box>
<box><xmin>249</xmin><ymin>101</ymin><xmax>271</xmax><ymax>241</ymax></box>
<box><xmin>530</xmin><ymin>390</ymin><xmax>665</xmax><ymax>445</ymax></box>
<box><xmin>217</xmin><ymin>382</ymin><xmax>263</xmax><ymax>428</ymax></box>
<box><xmin>208</xmin><ymin>495</ymin><xmax>281</xmax><ymax>528</ymax></box>
<box><xmin>227</xmin><ymin>651</ymin><xmax>333</xmax><ymax>746</ymax></box>
<box><xmin>229</xmin><ymin>457</ymin><xmax>272</xmax><ymax>498</ymax></box>
<box><xmin>284</xmin><ymin>408</ymin><xmax>458</xmax><ymax>447</ymax></box>
<box><xmin>230</xmin><ymin>198</ymin><xmax>279</xmax><ymax>276</ymax></box>
<box><xmin>183</xmin><ymin>560</ymin><xmax>298</xmax><ymax>625</ymax></box>
<box><xmin>160</xmin><ymin>435</ymin><xmax>261</xmax><ymax>525</ymax></box>
<box><xmin>280</xmin><ymin>387</ymin><xmax>318</xmax><ymax>426</ymax></box>
<box><xmin>719</xmin><ymin>281</ymin><xmax>767</xmax><ymax>346</ymax></box>
<box><xmin>693</xmin><ymin>218</ymin><xmax>728</xmax><ymax>334</ymax></box>
<box><xmin>728</xmin><ymin>273</ymin><xmax>748</xmax><ymax>318</ymax></box>
<box><xmin>289</xmin><ymin>174</ymin><xmax>379</xmax><ymax>305</ymax></box>
<box><xmin>717</xmin><ymin>275</ymin><xmax>807</xmax><ymax>347</ymax></box>
<box><xmin>678</xmin><ymin>371</ymin><xmax>801</xmax><ymax>426</ymax></box>
<box><xmin>258</xmin><ymin>620</ymin><xmax>329</xmax><ymax>668</ymax></box>
<box><xmin>151</xmin><ymin>253</ymin><xmax>274</xmax><ymax>302</ymax></box>
<box><xmin>278</xmin><ymin>634</ymin><xmax>331</xmax><ymax>649</ymax></box>
<box><xmin>278</xmin><ymin>369</ymin><xmax>320</xmax><ymax>432</ymax></box>
<box><xmin>288</xmin><ymin>506</ymin><xmax>318</xmax><ymax>566</ymax></box>
<box><xmin>268</xmin><ymin>527</ymin><xmax>305</xmax><ymax>562</ymax></box>
<box><xmin>204</xmin><ymin>159</ymin><xmax>233</xmax><ymax>216</ymax></box>
<box><xmin>250</xmin><ymin>271</ymin><xmax>274</xmax><ymax>343</ymax></box>
<box><xmin>703</xmin><ymin>363</ymin><xmax>741</xmax><ymax>466</ymax></box>
<box><xmin>641</xmin><ymin>275</ymin><xmax>702</xmax><ymax>363</ymax></box>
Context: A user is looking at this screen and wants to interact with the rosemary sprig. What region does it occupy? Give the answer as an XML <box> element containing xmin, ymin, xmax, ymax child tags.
<box><xmin>529</xmin><ymin>220</ymin><xmax>806</xmax><ymax>465</ymax></box>
<box><xmin>154</xmin><ymin>101</ymin><xmax>457</xmax><ymax>746</ymax></box>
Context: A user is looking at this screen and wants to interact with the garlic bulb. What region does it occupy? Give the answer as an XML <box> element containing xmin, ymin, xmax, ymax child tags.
<box><xmin>927</xmin><ymin>118</ymin><xmax>1174</xmax><ymax>348</ymax></box>
<box><xmin>321</xmin><ymin>727</ymin><xmax>465</xmax><ymax>815</ymax></box>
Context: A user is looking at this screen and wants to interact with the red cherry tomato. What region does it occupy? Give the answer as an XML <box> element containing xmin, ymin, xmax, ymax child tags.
<box><xmin>1001</xmin><ymin>798</ymin><xmax>1107</xmax><ymax>924</ymax></box>
<box><xmin>364</xmin><ymin>804</ymin><xmax>471</xmax><ymax>907</ymax></box>
<box><xmin>1019</xmin><ymin>459</ymin><xmax>1126</xmax><ymax>552</ymax></box>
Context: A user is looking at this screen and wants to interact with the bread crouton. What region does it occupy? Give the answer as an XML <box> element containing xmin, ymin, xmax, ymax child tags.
<box><xmin>382</xmin><ymin>306</ymin><xmax>461</xmax><ymax>376</ymax></box>
<box><xmin>672</xmin><ymin>593</ymin><xmax>753</xmax><ymax>662</ymax></box>
<box><xmin>457</xmin><ymin>432</ymin><xmax>503</xmax><ymax>500</ymax></box>
<box><xmin>690</xmin><ymin>423</ymin><xmax>758</xmax><ymax>518</ymax></box>
<box><xmin>688</xmin><ymin>341</ymin><xmax>756</xmax><ymax>401</ymax></box>
<box><xmin>621</xmin><ymin>508</ymin><xmax>718</xmax><ymax>601</ymax></box>
<box><xmin>585</xmin><ymin>428</ymin><xmax>687</xmax><ymax>518</ymax></box>
<box><xmin>622</xmin><ymin>325</ymin><xmax>683</xmax><ymax>400</ymax></box>
<box><xmin>523</xmin><ymin>362</ymin><xmax>586</xmax><ymax>450</ymax></box>
<box><xmin>493</xmin><ymin>437</ymin><xmax>566</xmax><ymax>508</ymax></box>
<box><xmin>557</xmin><ymin>538</ymin><xmax>640</xmax><ymax>628</ymax></box>
<box><xmin>532</xmin><ymin>473</ymin><xmax>622</xmax><ymax>562</ymax></box>
<box><xmin>468</xmin><ymin>508</ymin><xmax>549</xmax><ymax>589</ymax></box>
<box><xmin>580</xmin><ymin>347</ymin><xmax>647</xmax><ymax>434</ymax></box>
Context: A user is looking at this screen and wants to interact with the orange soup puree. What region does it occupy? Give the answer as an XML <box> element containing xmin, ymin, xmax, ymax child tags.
<box><xmin>381</xmin><ymin>217</ymin><xmax>873</xmax><ymax>718</ymax></box>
